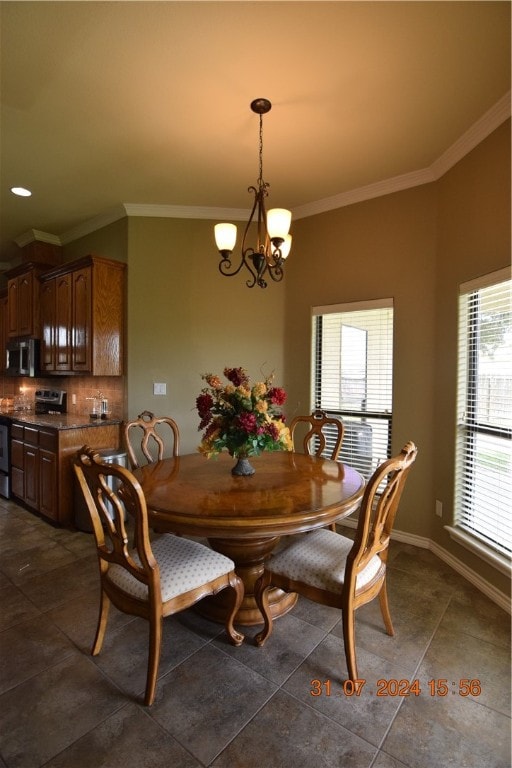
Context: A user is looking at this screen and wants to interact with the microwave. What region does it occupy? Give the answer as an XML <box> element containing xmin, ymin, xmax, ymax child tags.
<box><xmin>5</xmin><ymin>339</ymin><xmax>40</xmax><ymax>377</ymax></box>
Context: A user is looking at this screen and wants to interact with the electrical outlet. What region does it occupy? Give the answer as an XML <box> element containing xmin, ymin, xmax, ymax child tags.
<box><xmin>435</xmin><ymin>500</ymin><xmax>443</xmax><ymax>518</ymax></box>
<box><xmin>153</xmin><ymin>382</ymin><xmax>167</xmax><ymax>396</ymax></box>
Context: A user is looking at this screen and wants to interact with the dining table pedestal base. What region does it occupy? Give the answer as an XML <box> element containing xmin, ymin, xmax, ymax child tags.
<box><xmin>198</xmin><ymin>535</ymin><xmax>298</xmax><ymax>626</ymax></box>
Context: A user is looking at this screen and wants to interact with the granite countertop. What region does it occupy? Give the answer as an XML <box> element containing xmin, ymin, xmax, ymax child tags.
<box><xmin>0</xmin><ymin>412</ymin><xmax>122</xmax><ymax>430</ymax></box>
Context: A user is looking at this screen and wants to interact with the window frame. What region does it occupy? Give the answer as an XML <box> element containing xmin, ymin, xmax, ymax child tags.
<box><xmin>447</xmin><ymin>267</ymin><xmax>512</xmax><ymax>573</ymax></box>
<box><xmin>311</xmin><ymin>298</ymin><xmax>394</xmax><ymax>479</ymax></box>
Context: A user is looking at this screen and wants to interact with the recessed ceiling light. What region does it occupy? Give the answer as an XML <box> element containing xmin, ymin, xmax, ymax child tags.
<box><xmin>11</xmin><ymin>186</ymin><xmax>32</xmax><ymax>197</ymax></box>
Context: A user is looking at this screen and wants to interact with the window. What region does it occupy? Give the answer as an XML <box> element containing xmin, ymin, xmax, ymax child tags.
<box><xmin>454</xmin><ymin>269</ymin><xmax>512</xmax><ymax>562</ymax></box>
<box><xmin>312</xmin><ymin>299</ymin><xmax>393</xmax><ymax>478</ymax></box>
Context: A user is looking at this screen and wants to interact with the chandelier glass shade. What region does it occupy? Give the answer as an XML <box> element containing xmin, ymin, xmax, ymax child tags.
<box><xmin>214</xmin><ymin>98</ymin><xmax>292</xmax><ymax>289</ymax></box>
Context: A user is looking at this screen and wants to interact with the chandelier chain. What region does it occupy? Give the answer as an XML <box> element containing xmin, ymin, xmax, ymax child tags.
<box><xmin>258</xmin><ymin>113</ymin><xmax>264</xmax><ymax>189</ymax></box>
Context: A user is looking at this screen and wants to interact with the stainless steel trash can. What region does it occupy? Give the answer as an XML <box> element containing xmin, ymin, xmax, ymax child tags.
<box><xmin>74</xmin><ymin>448</ymin><xmax>128</xmax><ymax>532</ymax></box>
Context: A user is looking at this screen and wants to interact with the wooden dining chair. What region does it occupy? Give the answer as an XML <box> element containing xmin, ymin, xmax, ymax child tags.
<box><xmin>124</xmin><ymin>410</ymin><xmax>180</xmax><ymax>470</ymax></box>
<box><xmin>74</xmin><ymin>446</ymin><xmax>244</xmax><ymax>706</ymax></box>
<box><xmin>289</xmin><ymin>409</ymin><xmax>344</xmax><ymax>461</ymax></box>
<box><xmin>254</xmin><ymin>441</ymin><xmax>418</xmax><ymax>682</ymax></box>
<box><xmin>289</xmin><ymin>409</ymin><xmax>345</xmax><ymax>530</ymax></box>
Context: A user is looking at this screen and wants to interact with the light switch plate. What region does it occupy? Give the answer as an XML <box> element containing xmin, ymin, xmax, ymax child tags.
<box><xmin>153</xmin><ymin>382</ymin><xmax>167</xmax><ymax>396</ymax></box>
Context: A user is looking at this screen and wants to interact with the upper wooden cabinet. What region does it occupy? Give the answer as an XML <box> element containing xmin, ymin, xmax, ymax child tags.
<box><xmin>6</xmin><ymin>264</ymin><xmax>49</xmax><ymax>339</ymax></box>
<box><xmin>0</xmin><ymin>291</ymin><xmax>8</xmax><ymax>373</ymax></box>
<box><xmin>40</xmin><ymin>255</ymin><xmax>126</xmax><ymax>376</ymax></box>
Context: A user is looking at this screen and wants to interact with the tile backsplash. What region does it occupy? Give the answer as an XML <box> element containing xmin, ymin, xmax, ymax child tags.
<box><xmin>0</xmin><ymin>376</ymin><xmax>126</xmax><ymax>419</ymax></box>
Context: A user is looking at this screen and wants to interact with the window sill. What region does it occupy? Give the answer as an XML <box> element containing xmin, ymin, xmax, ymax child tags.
<box><xmin>444</xmin><ymin>526</ymin><xmax>511</xmax><ymax>576</ymax></box>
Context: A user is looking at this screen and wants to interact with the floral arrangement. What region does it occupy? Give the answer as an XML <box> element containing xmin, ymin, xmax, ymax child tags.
<box><xmin>196</xmin><ymin>367</ymin><xmax>292</xmax><ymax>459</ymax></box>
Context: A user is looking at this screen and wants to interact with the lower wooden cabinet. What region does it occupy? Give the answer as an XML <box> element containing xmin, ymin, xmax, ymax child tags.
<box><xmin>10</xmin><ymin>421</ymin><xmax>120</xmax><ymax>526</ymax></box>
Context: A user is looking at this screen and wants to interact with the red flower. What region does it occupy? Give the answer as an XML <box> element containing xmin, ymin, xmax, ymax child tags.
<box><xmin>196</xmin><ymin>393</ymin><xmax>213</xmax><ymax>429</ymax></box>
<box><xmin>224</xmin><ymin>367</ymin><xmax>249</xmax><ymax>388</ymax></box>
<box><xmin>237</xmin><ymin>412</ymin><xmax>258</xmax><ymax>433</ymax></box>
<box><xmin>265</xmin><ymin>422</ymin><xmax>280</xmax><ymax>441</ymax></box>
<box><xmin>268</xmin><ymin>387</ymin><xmax>286</xmax><ymax>406</ymax></box>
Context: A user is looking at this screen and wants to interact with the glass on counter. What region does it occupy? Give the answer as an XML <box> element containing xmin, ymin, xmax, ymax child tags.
<box><xmin>13</xmin><ymin>394</ymin><xmax>32</xmax><ymax>412</ymax></box>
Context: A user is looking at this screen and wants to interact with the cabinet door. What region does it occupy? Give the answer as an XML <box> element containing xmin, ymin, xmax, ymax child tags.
<box><xmin>72</xmin><ymin>267</ymin><xmax>92</xmax><ymax>371</ymax></box>
<box><xmin>7</xmin><ymin>279</ymin><xmax>18</xmax><ymax>337</ymax></box>
<box><xmin>7</xmin><ymin>270</ymin><xmax>39</xmax><ymax>338</ymax></box>
<box><xmin>55</xmin><ymin>274</ymin><xmax>72</xmax><ymax>370</ymax></box>
<box><xmin>11</xmin><ymin>438</ymin><xmax>24</xmax><ymax>499</ymax></box>
<box><xmin>0</xmin><ymin>293</ymin><xmax>8</xmax><ymax>373</ymax></box>
<box><xmin>40</xmin><ymin>279</ymin><xmax>56</xmax><ymax>371</ymax></box>
<box><xmin>23</xmin><ymin>444</ymin><xmax>39</xmax><ymax>509</ymax></box>
<box><xmin>17</xmin><ymin>272</ymin><xmax>35</xmax><ymax>337</ymax></box>
<box><xmin>39</xmin><ymin>449</ymin><xmax>58</xmax><ymax>521</ymax></box>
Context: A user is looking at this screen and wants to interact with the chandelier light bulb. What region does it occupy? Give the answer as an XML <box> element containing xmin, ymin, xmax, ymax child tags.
<box><xmin>215</xmin><ymin>223</ymin><xmax>237</xmax><ymax>253</ymax></box>
<box><xmin>279</xmin><ymin>234</ymin><xmax>292</xmax><ymax>260</ymax></box>
<box><xmin>266</xmin><ymin>208</ymin><xmax>291</xmax><ymax>240</ymax></box>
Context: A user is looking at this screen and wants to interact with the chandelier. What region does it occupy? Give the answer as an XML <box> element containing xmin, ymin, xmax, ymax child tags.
<box><xmin>214</xmin><ymin>98</ymin><xmax>292</xmax><ymax>289</ymax></box>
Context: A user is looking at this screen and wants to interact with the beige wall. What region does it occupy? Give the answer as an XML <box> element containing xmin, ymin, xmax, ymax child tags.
<box><xmin>62</xmin><ymin>217</ymin><xmax>128</xmax><ymax>265</ymax></box>
<box><xmin>62</xmin><ymin>121</ymin><xmax>510</xmax><ymax>594</ymax></box>
<box><xmin>433</xmin><ymin>119</ymin><xmax>511</xmax><ymax>593</ymax></box>
<box><xmin>126</xmin><ymin>217</ymin><xmax>286</xmax><ymax>454</ymax></box>
<box><xmin>286</xmin><ymin>184</ymin><xmax>438</xmax><ymax>543</ymax></box>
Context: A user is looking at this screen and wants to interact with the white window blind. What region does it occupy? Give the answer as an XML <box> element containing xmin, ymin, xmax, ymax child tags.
<box><xmin>455</xmin><ymin>269</ymin><xmax>512</xmax><ymax>559</ymax></box>
<box><xmin>312</xmin><ymin>299</ymin><xmax>393</xmax><ymax>478</ymax></box>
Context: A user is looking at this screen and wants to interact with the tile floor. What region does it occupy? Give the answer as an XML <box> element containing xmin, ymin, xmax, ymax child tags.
<box><xmin>0</xmin><ymin>495</ymin><xmax>510</xmax><ymax>768</ymax></box>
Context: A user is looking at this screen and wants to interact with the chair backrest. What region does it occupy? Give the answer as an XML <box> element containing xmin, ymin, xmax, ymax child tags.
<box><xmin>289</xmin><ymin>409</ymin><xmax>344</xmax><ymax>461</ymax></box>
<box><xmin>346</xmin><ymin>441</ymin><xmax>418</xmax><ymax>581</ymax></box>
<box><xmin>124</xmin><ymin>410</ymin><xmax>180</xmax><ymax>469</ymax></box>
<box><xmin>73</xmin><ymin>446</ymin><xmax>160</xmax><ymax>597</ymax></box>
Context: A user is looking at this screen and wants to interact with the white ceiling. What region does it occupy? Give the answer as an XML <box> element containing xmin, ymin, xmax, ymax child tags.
<box><xmin>0</xmin><ymin>1</ymin><xmax>510</xmax><ymax>261</ymax></box>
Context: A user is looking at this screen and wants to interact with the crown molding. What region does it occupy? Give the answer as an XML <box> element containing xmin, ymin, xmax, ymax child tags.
<box><xmin>291</xmin><ymin>168</ymin><xmax>436</xmax><ymax>220</ymax></box>
<box><xmin>122</xmin><ymin>203</ymin><xmax>250</xmax><ymax>221</ymax></box>
<box><xmin>25</xmin><ymin>91</ymin><xmax>511</xmax><ymax>247</ymax></box>
<box><xmin>293</xmin><ymin>90</ymin><xmax>510</xmax><ymax>220</ymax></box>
<box><xmin>14</xmin><ymin>229</ymin><xmax>62</xmax><ymax>248</ymax></box>
<box><xmin>430</xmin><ymin>90</ymin><xmax>511</xmax><ymax>180</ymax></box>
<box><xmin>58</xmin><ymin>205</ymin><xmax>127</xmax><ymax>245</ymax></box>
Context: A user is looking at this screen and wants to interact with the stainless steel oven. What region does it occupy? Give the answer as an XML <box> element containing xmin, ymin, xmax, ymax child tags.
<box><xmin>34</xmin><ymin>389</ymin><xmax>67</xmax><ymax>415</ymax></box>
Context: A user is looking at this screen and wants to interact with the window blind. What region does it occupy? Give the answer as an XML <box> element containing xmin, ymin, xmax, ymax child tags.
<box><xmin>455</xmin><ymin>269</ymin><xmax>512</xmax><ymax>558</ymax></box>
<box><xmin>311</xmin><ymin>299</ymin><xmax>393</xmax><ymax>478</ymax></box>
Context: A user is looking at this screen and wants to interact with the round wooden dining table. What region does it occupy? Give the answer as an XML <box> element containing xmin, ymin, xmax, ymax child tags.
<box><xmin>134</xmin><ymin>451</ymin><xmax>365</xmax><ymax>625</ymax></box>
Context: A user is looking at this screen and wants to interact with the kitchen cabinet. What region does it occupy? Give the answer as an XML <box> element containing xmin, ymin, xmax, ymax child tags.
<box><xmin>5</xmin><ymin>263</ymin><xmax>49</xmax><ymax>339</ymax></box>
<box><xmin>40</xmin><ymin>272</ymin><xmax>73</xmax><ymax>372</ymax></box>
<box><xmin>0</xmin><ymin>290</ymin><xmax>8</xmax><ymax>373</ymax></box>
<box><xmin>40</xmin><ymin>255</ymin><xmax>126</xmax><ymax>375</ymax></box>
<box><xmin>10</xmin><ymin>420</ymin><xmax>121</xmax><ymax>526</ymax></box>
<box><xmin>11</xmin><ymin>424</ymin><xmax>58</xmax><ymax>520</ymax></box>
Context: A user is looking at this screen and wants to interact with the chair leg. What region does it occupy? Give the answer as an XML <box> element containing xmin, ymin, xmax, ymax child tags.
<box><xmin>92</xmin><ymin>588</ymin><xmax>110</xmax><ymax>656</ymax></box>
<box><xmin>342</xmin><ymin>606</ymin><xmax>358</xmax><ymax>681</ymax></box>
<box><xmin>254</xmin><ymin>572</ymin><xmax>273</xmax><ymax>647</ymax></box>
<box><xmin>144</xmin><ymin>613</ymin><xmax>163</xmax><ymax>706</ymax></box>
<box><xmin>224</xmin><ymin>573</ymin><xmax>245</xmax><ymax>647</ymax></box>
<box><xmin>378</xmin><ymin>576</ymin><xmax>395</xmax><ymax>636</ymax></box>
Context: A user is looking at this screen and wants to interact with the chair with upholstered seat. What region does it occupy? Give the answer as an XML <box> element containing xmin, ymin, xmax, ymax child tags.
<box><xmin>290</xmin><ymin>409</ymin><xmax>345</xmax><ymax>531</ymax></box>
<box><xmin>124</xmin><ymin>410</ymin><xmax>180</xmax><ymax>470</ymax></box>
<box><xmin>74</xmin><ymin>446</ymin><xmax>244</xmax><ymax>706</ymax></box>
<box><xmin>254</xmin><ymin>441</ymin><xmax>418</xmax><ymax>681</ymax></box>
